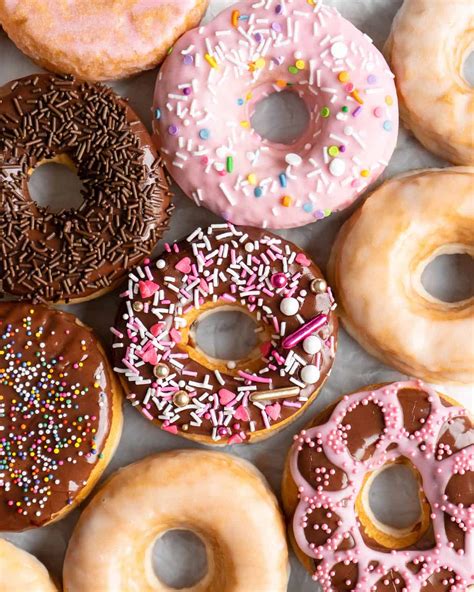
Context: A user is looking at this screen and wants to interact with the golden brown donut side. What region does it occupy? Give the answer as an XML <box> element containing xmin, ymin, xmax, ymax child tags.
<box><xmin>328</xmin><ymin>167</ymin><xmax>474</xmax><ymax>384</ymax></box>
<box><xmin>63</xmin><ymin>450</ymin><xmax>289</xmax><ymax>592</ymax></box>
<box><xmin>0</xmin><ymin>0</ymin><xmax>210</xmax><ymax>81</ymax></box>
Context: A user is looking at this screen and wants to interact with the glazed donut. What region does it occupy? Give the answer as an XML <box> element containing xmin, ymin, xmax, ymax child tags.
<box><xmin>152</xmin><ymin>0</ymin><xmax>399</xmax><ymax>229</ymax></box>
<box><xmin>111</xmin><ymin>223</ymin><xmax>337</xmax><ymax>445</ymax></box>
<box><xmin>63</xmin><ymin>450</ymin><xmax>289</xmax><ymax>591</ymax></box>
<box><xmin>282</xmin><ymin>380</ymin><xmax>474</xmax><ymax>592</ymax></box>
<box><xmin>0</xmin><ymin>538</ymin><xmax>57</xmax><ymax>591</ymax></box>
<box><xmin>0</xmin><ymin>74</ymin><xmax>171</xmax><ymax>303</ymax></box>
<box><xmin>385</xmin><ymin>0</ymin><xmax>474</xmax><ymax>165</ymax></box>
<box><xmin>0</xmin><ymin>301</ymin><xmax>123</xmax><ymax>531</ymax></box>
<box><xmin>328</xmin><ymin>167</ymin><xmax>474</xmax><ymax>384</ymax></box>
<box><xmin>0</xmin><ymin>0</ymin><xmax>209</xmax><ymax>81</ymax></box>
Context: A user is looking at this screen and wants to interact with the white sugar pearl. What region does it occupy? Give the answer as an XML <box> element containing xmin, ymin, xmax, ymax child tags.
<box><xmin>331</xmin><ymin>42</ymin><xmax>348</xmax><ymax>58</ymax></box>
<box><xmin>156</xmin><ymin>259</ymin><xmax>166</xmax><ymax>269</ymax></box>
<box><xmin>227</xmin><ymin>361</ymin><xmax>236</xmax><ymax>369</ymax></box>
<box><xmin>344</xmin><ymin>126</ymin><xmax>354</xmax><ymax>136</ymax></box>
<box><xmin>301</xmin><ymin>365</ymin><xmax>321</xmax><ymax>384</ymax></box>
<box><xmin>245</xmin><ymin>243</ymin><xmax>254</xmax><ymax>253</ymax></box>
<box><xmin>329</xmin><ymin>158</ymin><xmax>346</xmax><ymax>177</ymax></box>
<box><xmin>246</xmin><ymin>151</ymin><xmax>256</xmax><ymax>162</ymax></box>
<box><xmin>303</xmin><ymin>336</ymin><xmax>322</xmax><ymax>355</ymax></box>
<box><xmin>214</xmin><ymin>162</ymin><xmax>225</xmax><ymax>172</ymax></box>
<box><xmin>280</xmin><ymin>297</ymin><xmax>300</xmax><ymax>316</ymax></box>
<box><xmin>285</xmin><ymin>153</ymin><xmax>302</xmax><ymax>167</ymax></box>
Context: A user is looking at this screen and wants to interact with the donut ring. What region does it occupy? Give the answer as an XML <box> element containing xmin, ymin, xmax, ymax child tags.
<box><xmin>0</xmin><ymin>0</ymin><xmax>209</xmax><ymax>81</ymax></box>
<box><xmin>152</xmin><ymin>0</ymin><xmax>398</xmax><ymax>229</ymax></box>
<box><xmin>63</xmin><ymin>450</ymin><xmax>289</xmax><ymax>592</ymax></box>
<box><xmin>112</xmin><ymin>223</ymin><xmax>337</xmax><ymax>445</ymax></box>
<box><xmin>0</xmin><ymin>538</ymin><xmax>57</xmax><ymax>591</ymax></box>
<box><xmin>328</xmin><ymin>167</ymin><xmax>474</xmax><ymax>384</ymax></box>
<box><xmin>385</xmin><ymin>0</ymin><xmax>474</xmax><ymax>165</ymax></box>
<box><xmin>0</xmin><ymin>74</ymin><xmax>172</xmax><ymax>303</ymax></box>
<box><xmin>282</xmin><ymin>380</ymin><xmax>474</xmax><ymax>592</ymax></box>
<box><xmin>0</xmin><ymin>302</ymin><xmax>123</xmax><ymax>531</ymax></box>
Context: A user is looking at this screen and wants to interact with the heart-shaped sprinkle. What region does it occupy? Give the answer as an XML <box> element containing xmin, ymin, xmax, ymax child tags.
<box><xmin>139</xmin><ymin>280</ymin><xmax>160</xmax><ymax>299</ymax></box>
<box><xmin>266</xmin><ymin>402</ymin><xmax>281</xmax><ymax>421</ymax></box>
<box><xmin>140</xmin><ymin>348</ymin><xmax>158</xmax><ymax>365</ymax></box>
<box><xmin>227</xmin><ymin>434</ymin><xmax>244</xmax><ymax>445</ymax></box>
<box><xmin>260</xmin><ymin>341</ymin><xmax>272</xmax><ymax>357</ymax></box>
<box><xmin>175</xmin><ymin>257</ymin><xmax>192</xmax><ymax>274</ymax></box>
<box><xmin>170</xmin><ymin>328</ymin><xmax>182</xmax><ymax>343</ymax></box>
<box><xmin>150</xmin><ymin>323</ymin><xmax>164</xmax><ymax>337</ymax></box>
<box><xmin>162</xmin><ymin>424</ymin><xmax>178</xmax><ymax>434</ymax></box>
<box><xmin>234</xmin><ymin>405</ymin><xmax>250</xmax><ymax>422</ymax></box>
<box><xmin>296</xmin><ymin>253</ymin><xmax>311</xmax><ymax>266</ymax></box>
<box><xmin>218</xmin><ymin>389</ymin><xmax>235</xmax><ymax>405</ymax></box>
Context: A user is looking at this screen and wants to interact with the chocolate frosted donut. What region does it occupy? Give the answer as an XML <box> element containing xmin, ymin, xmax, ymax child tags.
<box><xmin>0</xmin><ymin>74</ymin><xmax>172</xmax><ymax>303</ymax></box>
<box><xmin>0</xmin><ymin>302</ymin><xmax>123</xmax><ymax>531</ymax></box>
<box><xmin>282</xmin><ymin>380</ymin><xmax>474</xmax><ymax>591</ymax></box>
<box><xmin>112</xmin><ymin>223</ymin><xmax>338</xmax><ymax>445</ymax></box>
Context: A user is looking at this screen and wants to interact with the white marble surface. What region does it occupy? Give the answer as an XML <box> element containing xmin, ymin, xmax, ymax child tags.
<box><xmin>1</xmin><ymin>1</ymin><xmax>473</xmax><ymax>590</ymax></box>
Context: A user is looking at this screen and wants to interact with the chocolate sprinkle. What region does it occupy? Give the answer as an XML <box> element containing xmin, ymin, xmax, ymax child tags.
<box><xmin>0</xmin><ymin>74</ymin><xmax>173</xmax><ymax>303</ymax></box>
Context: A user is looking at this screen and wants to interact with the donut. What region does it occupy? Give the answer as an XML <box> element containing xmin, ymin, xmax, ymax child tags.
<box><xmin>0</xmin><ymin>302</ymin><xmax>123</xmax><ymax>531</ymax></box>
<box><xmin>63</xmin><ymin>450</ymin><xmax>289</xmax><ymax>591</ymax></box>
<box><xmin>0</xmin><ymin>74</ymin><xmax>172</xmax><ymax>303</ymax></box>
<box><xmin>111</xmin><ymin>223</ymin><xmax>337</xmax><ymax>445</ymax></box>
<box><xmin>0</xmin><ymin>538</ymin><xmax>57</xmax><ymax>591</ymax></box>
<box><xmin>0</xmin><ymin>0</ymin><xmax>209</xmax><ymax>81</ymax></box>
<box><xmin>152</xmin><ymin>0</ymin><xmax>399</xmax><ymax>229</ymax></box>
<box><xmin>282</xmin><ymin>380</ymin><xmax>474</xmax><ymax>591</ymax></box>
<box><xmin>385</xmin><ymin>0</ymin><xmax>474</xmax><ymax>165</ymax></box>
<box><xmin>328</xmin><ymin>167</ymin><xmax>474</xmax><ymax>384</ymax></box>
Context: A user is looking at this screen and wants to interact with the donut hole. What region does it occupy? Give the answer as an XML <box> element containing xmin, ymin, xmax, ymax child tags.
<box><xmin>250</xmin><ymin>90</ymin><xmax>310</xmax><ymax>144</ymax></box>
<box><xmin>28</xmin><ymin>159</ymin><xmax>85</xmax><ymax>212</ymax></box>
<box><xmin>152</xmin><ymin>529</ymin><xmax>208</xmax><ymax>589</ymax></box>
<box><xmin>421</xmin><ymin>253</ymin><xmax>474</xmax><ymax>303</ymax></box>
<box><xmin>192</xmin><ymin>307</ymin><xmax>259</xmax><ymax>361</ymax></box>
<box><xmin>462</xmin><ymin>50</ymin><xmax>474</xmax><ymax>87</ymax></box>
<box><xmin>368</xmin><ymin>464</ymin><xmax>422</xmax><ymax>530</ymax></box>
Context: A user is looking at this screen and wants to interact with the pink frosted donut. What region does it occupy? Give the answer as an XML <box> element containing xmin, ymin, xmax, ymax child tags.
<box><xmin>153</xmin><ymin>0</ymin><xmax>399</xmax><ymax>229</ymax></box>
<box><xmin>284</xmin><ymin>380</ymin><xmax>474</xmax><ymax>592</ymax></box>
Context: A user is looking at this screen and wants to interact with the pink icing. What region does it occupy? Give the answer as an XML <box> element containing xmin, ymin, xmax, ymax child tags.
<box><xmin>290</xmin><ymin>380</ymin><xmax>474</xmax><ymax>591</ymax></box>
<box><xmin>153</xmin><ymin>0</ymin><xmax>398</xmax><ymax>229</ymax></box>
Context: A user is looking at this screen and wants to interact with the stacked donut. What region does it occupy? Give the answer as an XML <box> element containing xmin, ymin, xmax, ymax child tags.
<box><xmin>0</xmin><ymin>0</ymin><xmax>473</xmax><ymax>591</ymax></box>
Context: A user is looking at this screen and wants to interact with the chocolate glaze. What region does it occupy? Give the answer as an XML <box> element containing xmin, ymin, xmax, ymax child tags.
<box><xmin>0</xmin><ymin>74</ymin><xmax>172</xmax><ymax>303</ymax></box>
<box><xmin>293</xmin><ymin>384</ymin><xmax>473</xmax><ymax>591</ymax></box>
<box><xmin>0</xmin><ymin>302</ymin><xmax>115</xmax><ymax>531</ymax></box>
<box><xmin>113</xmin><ymin>224</ymin><xmax>338</xmax><ymax>443</ymax></box>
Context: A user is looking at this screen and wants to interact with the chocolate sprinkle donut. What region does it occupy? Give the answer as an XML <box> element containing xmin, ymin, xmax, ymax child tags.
<box><xmin>112</xmin><ymin>224</ymin><xmax>338</xmax><ymax>445</ymax></box>
<box><xmin>0</xmin><ymin>301</ymin><xmax>123</xmax><ymax>531</ymax></box>
<box><xmin>0</xmin><ymin>74</ymin><xmax>172</xmax><ymax>303</ymax></box>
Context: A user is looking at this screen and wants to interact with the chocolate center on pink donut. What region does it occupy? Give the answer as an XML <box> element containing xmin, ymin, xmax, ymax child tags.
<box><xmin>290</xmin><ymin>381</ymin><xmax>474</xmax><ymax>591</ymax></box>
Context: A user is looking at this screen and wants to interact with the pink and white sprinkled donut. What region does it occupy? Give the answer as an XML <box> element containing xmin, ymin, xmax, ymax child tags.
<box><xmin>111</xmin><ymin>224</ymin><xmax>338</xmax><ymax>445</ymax></box>
<box><xmin>152</xmin><ymin>0</ymin><xmax>399</xmax><ymax>228</ymax></box>
<box><xmin>283</xmin><ymin>380</ymin><xmax>474</xmax><ymax>592</ymax></box>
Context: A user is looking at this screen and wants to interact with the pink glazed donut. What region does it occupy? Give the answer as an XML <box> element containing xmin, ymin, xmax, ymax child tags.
<box><xmin>153</xmin><ymin>0</ymin><xmax>399</xmax><ymax>229</ymax></box>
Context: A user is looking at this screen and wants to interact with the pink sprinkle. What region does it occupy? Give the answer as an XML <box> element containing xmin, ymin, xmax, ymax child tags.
<box><xmin>227</xmin><ymin>434</ymin><xmax>244</xmax><ymax>445</ymax></box>
<box><xmin>238</xmin><ymin>371</ymin><xmax>272</xmax><ymax>384</ymax></box>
